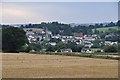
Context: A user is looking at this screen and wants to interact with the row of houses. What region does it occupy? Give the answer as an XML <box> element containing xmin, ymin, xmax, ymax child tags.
<box><xmin>24</xmin><ymin>28</ymin><xmax>118</xmax><ymax>53</ymax></box>
<box><xmin>60</xmin><ymin>48</ymin><xmax>104</xmax><ymax>53</ymax></box>
<box><xmin>24</xmin><ymin>28</ymin><xmax>97</xmax><ymax>45</ymax></box>
<box><xmin>24</xmin><ymin>28</ymin><xmax>118</xmax><ymax>45</ymax></box>
<box><xmin>23</xmin><ymin>28</ymin><xmax>52</xmax><ymax>43</ymax></box>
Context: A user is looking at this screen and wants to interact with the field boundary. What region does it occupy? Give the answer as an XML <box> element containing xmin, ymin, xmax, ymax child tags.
<box><xmin>29</xmin><ymin>52</ymin><xmax>119</xmax><ymax>60</ymax></box>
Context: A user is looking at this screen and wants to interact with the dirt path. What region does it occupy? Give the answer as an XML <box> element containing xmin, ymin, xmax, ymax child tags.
<box><xmin>2</xmin><ymin>53</ymin><xmax>118</xmax><ymax>78</ymax></box>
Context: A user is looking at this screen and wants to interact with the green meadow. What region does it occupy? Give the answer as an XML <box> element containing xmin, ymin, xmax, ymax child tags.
<box><xmin>92</xmin><ymin>26</ymin><xmax>119</xmax><ymax>32</ymax></box>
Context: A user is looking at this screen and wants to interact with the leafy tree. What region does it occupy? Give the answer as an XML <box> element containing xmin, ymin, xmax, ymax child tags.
<box><xmin>46</xmin><ymin>44</ymin><xmax>56</xmax><ymax>52</ymax></box>
<box><xmin>50</xmin><ymin>38</ymin><xmax>61</xmax><ymax>43</ymax></box>
<box><xmin>91</xmin><ymin>43</ymin><xmax>100</xmax><ymax>48</ymax></box>
<box><xmin>94</xmin><ymin>28</ymin><xmax>99</xmax><ymax>34</ymax></box>
<box><xmin>2</xmin><ymin>27</ymin><xmax>28</xmax><ymax>52</ymax></box>
<box><xmin>29</xmin><ymin>43</ymin><xmax>41</xmax><ymax>51</ymax></box>
<box><xmin>71</xmin><ymin>45</ymin><xmax>83</xmax><ymax>52</ymax></box>
<box><xmin>105</xmin><ymin>35</ymin><xmax>118</xmax><ymax>42</ymax></box>
<box><xmin>100</xmin><ymin>23</ymin><xmax>103</xmax><ymax>27</ymax></box>
<box><xmin>104</xmin><ymin>46</ymin><xmax>117</xmax><ymax>53</ymax></box>
<box><xmin>66</xmin><ymin>42</ymin><xmax>76</xmax><ymax>52</ymax></box>
<box><xmin>40</xmin><ymin>40</ymin><xmax>48</xmax><ymax>49</ymax></box>
<box><xmin>20</xmin><ymin>44</ymin><xmax>31</xmax><ymax>52</ymax></box>
<box><xmin>117</xmin><ymin>20</ymin><xmax>120</xmax><ymax>26</ymax></box>
<box><xmin>100</xmin><ymin>33</ymin><xmax>105</xmax><ymax>39</ymax></box>
<box><xmin>93</xmin><ymin>39</ymin><xmax>101</xmax><ymax>43</ymax></box>
<box><xmin>21</xmin><ymin>22</ymin><xmax>94</xmax><ymax>36</ymax></box>
<box><xmin>118</xmin><ymin>45</ymin><xmax>120</xmax><ymax>52</ymax></box>
<box><xmin>66</xmin><ymin>42</ymin><xmax>83</xmax><ymax>52</ymax></box>
<box><xmin>66</xmin><ymin>42</ymin><xmax>76</xmax><ymax>48</ymax></box>
<box><xmin>56</xmin><ymin>42</ymin><xmax>66</xmax><ymax>50</ymax></box>
<box><xmin>77</xmin><ymin>45</ymin><xmax>83</xmax><ymax>52</ymax></box>
<box><xmin>108</xmin><ymin>22</ymin><xmax>116</xmax><ymax>27</ymax></box>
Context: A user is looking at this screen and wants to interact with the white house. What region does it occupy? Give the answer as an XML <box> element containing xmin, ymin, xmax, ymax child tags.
<box><xmin>81</xmin><ymin>49</ymin><xmax>93</xmax><ymax>53</ymax></box>
<box><xmin>60</xmin><ymin>49</ymin><xmax>72</xmax><ymax>53</ymax></box>
<box><xmin>49</xmin><ymin>42</ymin><xmax>57</xmax><ymax>46</ymax></box>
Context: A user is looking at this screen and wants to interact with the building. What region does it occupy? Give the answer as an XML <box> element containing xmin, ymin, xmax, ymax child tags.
<box><xmin>24</xmin><ymin>28</ymin><xmax>52</xmax><ymax>43</ymax></box>
<box><xmin>105</xmin><ymin>41</ymin><xmax>118</xmax><ymax>45</ymax></box>
<box><xmin>84</xmin><ymin>41</ymin><xmax>93</xmax><ymax>48</ymax></box>
<box><xmin>81</xmin><ymin>49</ymin><xmax>93</xmax><ymax>53</ymax></box>
<box><xmin>49</xmin><ymin>42</ymin><xmax>57</xmax><ymax>46</ymax></box>
<box><xmin>74</xmin><ymin>33</ymin><xmax>84</xmax><ymax>40</ymax></box>
<box><xmin>84</xmin><ymin>35</ymin><xmax>96</xmax><ymax>41</ymax></box>
<box><xmin>60</xmin><ymin>49</ymin><xmax>72</xmax><ymax>53</ymax></box>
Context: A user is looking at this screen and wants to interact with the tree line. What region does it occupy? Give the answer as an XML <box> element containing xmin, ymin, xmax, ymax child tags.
<box><xmin>19</xmin><ymin>20</ymin><xmax>120</xmax><ymax>36</ymax></box>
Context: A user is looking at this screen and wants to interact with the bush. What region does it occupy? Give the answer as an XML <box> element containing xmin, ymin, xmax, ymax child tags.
<box><xmin>29</xmin><ymin>43</ymin><xmax>41</xmax><ymax>52</ymax></box>
<box><xmin>20</xmin><ymin>44</ymin><xmax>31</xmax><ymax>52</ymax></box>
<box><xmin>46</xmin><ymin>45</ymin><xmax>56</xmax><ymax>52</ymax></box>
<box><xmin>104</xmin><ymin>46</ymin><xmax>117</xmax><ymax>53</ymax></box>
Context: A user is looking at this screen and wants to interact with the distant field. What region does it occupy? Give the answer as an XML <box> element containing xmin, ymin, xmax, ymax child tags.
<box><xmin>2</xmin><ymin>53</ymin><xmax>118</xmax><ymax>78</ymax></box>
<box><xmin>92</xmin><ymin>26</ymin><xmax>119</xmax><ymax>32</ymax></box>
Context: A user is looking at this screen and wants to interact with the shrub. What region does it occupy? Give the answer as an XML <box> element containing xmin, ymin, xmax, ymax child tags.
<box><xmin>104</xmin><ymin>46</ymin><xmax>117</xmax><ymax>53</ymax></box>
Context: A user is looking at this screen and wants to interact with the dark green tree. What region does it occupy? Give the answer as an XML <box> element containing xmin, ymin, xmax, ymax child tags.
<box><xmin>46</xmin><ymin>44</ymin><xmax>56</xmax><ymax>52</ymax></box>
<box><xmin>2</xmin><ymin>27</ymin><xmax>28</xmax><ymax>52</ymax></box>
<box><xmin>104</xmin><ymin>46</ymin><xmax>117</xmax><ymax>53</ymax></box>
<box><xmin>50</xmin><ymin>38</ymin><xmax>61</xmax><ymax>43</ymax></box>
<box><xmin>56</xmin><ymin>42</ymin><xmax>66</xmax><ymax>51</ymax></box>
<box><xmin>20</xmin><ymin>44</ymin><xmax>31</xmax><ymax>52</ymax></box>
<box><xmin>117</xmin><ymin>20</ymin><xmax>120</xmax><ymax>26</ymax></box>
<box><xmin>0</xmin><ymin>29</ymin><xmax>1</xmax><ymax>51</ymax></box>
<box><xmin>29</xmin><ymin>43</ymin><xmax>41</xmax><ymax>51</ymax></box>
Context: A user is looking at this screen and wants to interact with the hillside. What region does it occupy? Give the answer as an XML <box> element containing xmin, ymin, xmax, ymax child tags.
<box><xmin>92</xmin><ymin>26</ymin><xmax>119</xmax><ymax>32</ymax></box>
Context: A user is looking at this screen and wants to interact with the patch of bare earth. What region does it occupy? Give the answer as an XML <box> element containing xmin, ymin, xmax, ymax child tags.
<box><xmin>2</xmin><ymin>53</ymin><xmax>118</xmax><ymax>78</ymax></box>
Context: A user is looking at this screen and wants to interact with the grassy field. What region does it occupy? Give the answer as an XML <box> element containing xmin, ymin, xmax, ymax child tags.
<box><xmin>92</xmin><ymin>26</ymin><xmax>119</xmax><ymax>32</ymax></box>
<box><xmin>2</xmin><ymin>53</ymin><xmax>118</xmax><ymax>78</ymax></box>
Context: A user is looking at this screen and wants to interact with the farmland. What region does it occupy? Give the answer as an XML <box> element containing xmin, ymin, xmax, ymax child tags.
<box><xmin>2</xmin><ymin>53</ymin><xmax>118</xmax><ymax>78</ymax></box>
<box><xmin>92</xmin><ymin>26</ymin><xmax>119</xmax><ymax>32</ymax></box>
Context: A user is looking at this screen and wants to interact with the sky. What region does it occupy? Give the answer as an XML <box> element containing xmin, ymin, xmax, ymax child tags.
<box><xmin>0</xmin><ymin>2</ymin><xmax>118</xmax><ymax>24</ymax></box>
<box><xmin>1</xmin><ymin>0</ymin><xmax>120</xmax><ymax>2</ymax></box>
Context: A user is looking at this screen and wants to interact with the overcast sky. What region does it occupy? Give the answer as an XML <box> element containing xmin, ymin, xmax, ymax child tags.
<box><xmin>1</xmin><ymin>0</ymin><xmax>120</xmax><ymax>2</ymax></box>
<box><xmin>0</xmin><ymin>2</ymin><xmax>118</xmax><ymax>24</ymax></box>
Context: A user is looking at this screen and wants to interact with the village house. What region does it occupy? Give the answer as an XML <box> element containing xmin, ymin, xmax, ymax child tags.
<box><xmin>75</xmin><ymin>40</ymin><xmax>83</xmax><ymax>45</ymax></box>
<box><xmin>51</xmin><ymin>34</ymin><xmax>61</xmax><ymax>39</ymax></box>
<box><xmin>84</xmin><ymin>35</ymin><xmax>96</xmax><ymax>41</ymax></box>
<box><xmin>61</xmin><ymin>36</ymin><xmax>73</xmax><ymax>43</ymax></box>
<box><xmin>49</xmin><ymin>42</ymin><xmax>57</xmax><ymax>46</ymax></box>
<box><xmin>105</xmin><ymin>41</ymin><xmax>118</xmax><ymax>46</ymax></box>
<box><xmin>84</xmin><ymin>41</ymin><xmax>93</xmax><ymax>48</ymax></box>
<box><xmin>81</xmin><ymin>49</ymin><xmax>93</xmax><ymax>53</ymax></box>
<box><xmin>24</xmin><ymin>28</ymin><xmax>53</xmax><ymax>43</ymax></box>
<box><xmin>73</xmin><ymin>33</ymin><xmax>84</xmax><ymax>40</ymax></box>
<box><xmin>60</xmin><ymin>49</ymin><xmax>72</xmax><ymax>53</ymax></box>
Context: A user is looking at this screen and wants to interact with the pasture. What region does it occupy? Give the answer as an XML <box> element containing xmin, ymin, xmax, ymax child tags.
<box><xmin>2</xmin><ymin>53</ymin><xmax>118</xmax><ymax>78</ymax></box>
<box><xmin>92</xmin><ymin>26</ymin><xmax>119</xmax><ymax>32</ymax></box>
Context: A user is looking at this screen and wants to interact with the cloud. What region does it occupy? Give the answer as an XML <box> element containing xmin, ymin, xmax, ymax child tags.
<box><xmin>3</xmin><ymin>7</ymin><xmax>31</xmax><ymax>17</ymax></box>
<box><xmin>2</xmin><ymin>5</ymin><xmax>36</xmax><ymax>24</ymax></box>
<box><xmin>1</xmin><ymin>2</ymin><xmax>118</xmax><ymax>24</ymax></box>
